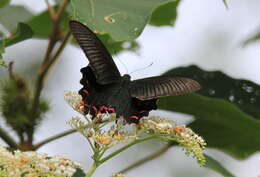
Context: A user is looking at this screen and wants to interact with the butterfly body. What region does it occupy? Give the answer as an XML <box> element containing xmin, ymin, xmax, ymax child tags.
<box><xmin>79</xmin><ymin>66</ymin><xmax>156</xmax><ymax>123</ymax></box>
<box><xmin>69</xmin><ymin>20</ymin><xmax>201</xmax><ymax>123</ymax></box>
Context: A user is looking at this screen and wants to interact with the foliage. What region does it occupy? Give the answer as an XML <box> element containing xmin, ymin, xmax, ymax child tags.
<box><xmin>164</xmin><ymin>65</ymin><xmax>260</xmax><ymax>119</ymax></box>
<box><xmin>0</xmin><ymin>0</ymin><xmax>258</xmax><ymax>176</ymax></box>
<box><xmin>205</xmin><ymin>154</ymin><xmax>234</xmax><ymax>177</ymax></box>
<box><xmin>149</xmin><ymin>1</ymin><xmax>180</xmax><ymax>26</ymax></box>
<box><xmin>4</xmin><ymin>23</ymin><xmax>33</xmax><ymax>47</ymax></box>
<box><xmin>159</xmin><ymin>66</ymin><xmax>260</xmax><ymax>159</ymax></box>
<box><xmin>67</xmin><ymin>0</ymin><xmax>179</xmax><ymax>41</ymax></box>
<box><xmin>0</xmin><ymin>75</ymin><xmax>49</xmax><ymax>143</ymax></box>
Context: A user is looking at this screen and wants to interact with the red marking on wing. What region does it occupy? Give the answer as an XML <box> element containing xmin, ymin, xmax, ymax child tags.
<box><xmin>91</xmin><ymin>106</ymin><xmax>98</xmax><ymax>115</ymax></box>
<box><xmin>130</xmin><ymin>115</ymin><xmax>139</xmax><ymax>120</ymax></box>
<box><xmin>82</xmin><ymin>89</ymin><xmax>89</xmax><ymax>95</ymax></box>
<box><xmin>107</xmin><ymin>107</ymin><xmax>115</xmax><ymax>113</ymax></box>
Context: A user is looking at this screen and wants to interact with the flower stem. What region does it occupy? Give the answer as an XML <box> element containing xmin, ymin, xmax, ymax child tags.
<box><xmin>85</xmin><ymin>163</ymin><xmax>98</xmax><ymax>177</ymax></box>
<box><xmin>34</xmin><ymin>128</ymin><xmax>76</xmax><ymax>150</ymax></box>
<box><xmin>99</xmin><ymin>135</ymin><xmax>156</xmax><ymax>164</ymax></box>
<box><xmin>118</xmin><ymin>144</ymin><xmax>173</xmax><ymax>174</ymax></box>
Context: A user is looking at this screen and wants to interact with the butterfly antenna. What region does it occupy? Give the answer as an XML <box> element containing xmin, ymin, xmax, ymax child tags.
<box><xmin>130</xmin><ymin>62</ymin><xmax>154</xmax><ymax>75</ymax></box>
<box><xmin>114</xmin><ymin>53</ymin><xmax>129</xmax><ymax>74</ymax></box>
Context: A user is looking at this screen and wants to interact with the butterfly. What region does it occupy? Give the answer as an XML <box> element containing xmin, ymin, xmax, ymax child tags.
<box><xmin>69</xmin><ymin>20</ymin><xmax>201</xmax><ymax>123</ymax></box>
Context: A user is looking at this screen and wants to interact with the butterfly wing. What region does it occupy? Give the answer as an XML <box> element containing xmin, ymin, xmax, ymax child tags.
<box><xmin>130</xmin><ymin>76</ymin><xmax>201</xmax><ymax>100</ymax></box>
<box><xmin>69</xmin><ymin>20</ymin><xmax>121</xmax><ymax>85</ymax></box>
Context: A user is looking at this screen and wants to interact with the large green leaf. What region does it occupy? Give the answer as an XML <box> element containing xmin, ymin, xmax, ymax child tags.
<box><xmin>27</xmin><ymin>7</ymin><xmax>70</xmax><ymax>39</ymax></box>
<box><xmin>149</xmin><ymin>0</ymin><xmax>180</xmax><ymax>26</ymax></box>
<box><xmin>27</xmin><ymin>8</ymin><xmax>138</xmax><ymax>54</ymax></box>
<box><xmin>68</xmin><ymin>0</ymin><xmax>175</xmax><ymax>41</ymax></box>
<box><xmin>0</xmin><ymin>0</ymin><xmax>10</xmax><ymax>8</ymax></box>
<box><xmin>204</xmin><ymin>154</ymin><xmax>234</xmax><ymax>177</ymax></box>
<box><xmin>98</xmin><ymin>33</ymin><xmax>139</xmax><ymax>55</ymax></box>
<box><xmin>158</xmin><ymin>93</ymin><xmax>260</xmax><ymax>159</ymax></box>
<box><xmin>164</xmin><ymin>65</ymin><xmax>260</xmax><ymax>119</ymax></box>
<box><xmin>0</xmin><ymin>5</ymin><xmax>33</xmax><ymax>32</ymax></box>
<box><xmin>5</xmin><ymin>23</ymin><xmax>33</xmax><ymax>47</ymax></box>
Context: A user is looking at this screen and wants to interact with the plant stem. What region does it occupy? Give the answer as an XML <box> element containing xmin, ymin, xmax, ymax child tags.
<box><xmin>85</xmin><ymin>162</ymin><xmax>98</xmax><ymax>177</ymax></box>
<box><xmin>43</xmin><ymin>0</ymin><xmax>70</xmax><ymax>65</ymax></box>
<box><xmin>118</xmin><ymin>144</ymin><xmax>173</xmax><ymax>174</ymax></box>
<box><xmin>0</xmin><ymin>125</ymin><xmax>18</xmax><ymax>149</ymax></box>
<box><xmin>45</xmin><ymin>31</ymin><xmax>71</xmax><ymax>74</ymax></box>
<box><xmin>45</xmin><ymin>0</ymin><xmax>55</xmax><ymax>18</ymax></box>
<box><xmin>28</xmin><ymin>0</ymin><xmax>70</xmax><ymax>144</ymax></box>
<box><xmin>99</xmin><ymin>135</ymin><xmax>156</xmax><ymax>164</ymax></box>
<box><xmin>34</xmin><ymin>128</ymin><xmax>77</xmax><ymax>150</ymax></box>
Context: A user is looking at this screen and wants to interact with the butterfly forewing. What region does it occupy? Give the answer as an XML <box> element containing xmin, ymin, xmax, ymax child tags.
<box><xmin>69</xmin><ymin>20</ymin><xmax>121</xmax><ymax>85</ymax></box>
<box><xmin>130</xmin><ymin>76</ymin><xmax>201</xmax><ymax>100</ymax></box>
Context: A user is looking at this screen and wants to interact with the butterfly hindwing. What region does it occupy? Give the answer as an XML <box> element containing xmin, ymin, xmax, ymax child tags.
<box><xmin>69</xmin><ymin>20</ymin><xmax>121</xmax><ymax>85</ymax></box>
<box><xmin>129</xmin><ymin>76</ymin><xmax>201</xmax><ymax>100</ymax></box>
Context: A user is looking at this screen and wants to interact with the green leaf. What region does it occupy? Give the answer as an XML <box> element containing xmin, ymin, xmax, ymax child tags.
<box><xmin>72</xmin><ymin>168</ymin><xmax>86</xmax><ymax>177</ymax></box>
<box><xmin>0</xmin><ymin>5</ymin><xmax>33</xmax><ymax>32</ymax></box>
<box><xmin>5</xmin><ymin>23</ymin><xmax>33</xmax><ymax>47</ymax></box>
<box><xmin>68</xmin><ymin>0</ymin><xmax>175</xmax><ymax>41</ymax></box>
<box><xmin>204</xmin><ymin>154</ymin><xmax>234</xmax><ymax>177</ymax></box>
<box><xmin>149</xmin><ymin>0</ymin><xmax>180</xmax><ymax>26</ymax></box>
<box><xmin>0</xmin><ymin>39</ymin><xmax>6</xmax><ymax>67</ymax></box>
<box><xmin>0</xmin><ymin>0</ymin><xmax>10</xmax><ymax>8</ymax></box>
<box><xmin>20</xmin><ymin>171</ymin><xmax>29</xmax><ymax>177</ymax></box>
<box><xmin>27</xmin><ymin>7</ymin><xmax>138</xmax><ymax>54</ymax></box>
<box><xmin>243</xmin><ymin>30</ymin><xmax>260</xmax><ymax>46</ymax></box>
<box><xmin>223</xmin><ymin>0</ymin><xmax>228</xmax><ymax>9</ymax></box>
<box><xmin>164</xmin><ymin>65</ymin><xmax>260</xmax><ymax>120</ymax></box>
<box><xmin>98</xmin><ymin>33</ymin><xmax>139</xmax><ymax>54</ymax></box>
<box><xmin>27</xmin><ymin>7</ymin><xmax>70</xmax><ymax>39</ymax></box>
<box><xmin>158</xmin><ymin>93</ymin><xmax>260</xmax><ymax>159</ymax></box>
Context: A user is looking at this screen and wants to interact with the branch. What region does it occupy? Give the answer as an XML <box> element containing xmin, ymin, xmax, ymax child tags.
<box><xmin>45</xmin><ymin>0</ymin><xmax>55</xmax><ymax>19</ymax></box>
<box><xmin>0</xmin><ymin>125</ymin><xmax>19</xmax><ymax>149</ymax></box>
<box><xmin>7</xmin><ymin>62</ymin><xmax>14</xmax><ymax>79</ymax></box>
<box><xmin>99</xmin><ymin>135</ymin><xmax>156</xmax><ymax>165</ymax></box>
<box><xmin>45</xmin><ymin>30</ymin><xmax>71</xmax><ymax>75</ymax></box>
<box><xmin>34</xmin><ymin>128</ymin><xmax>76</xmax><ymax>150</ymax></box>
<box><xmin>117</xmin><ymin>144</ymin><xmax>173</xmax><ymax>174</ymax></box>
<box><xmin>28</xmin><ymin>0</ymin><xmax>70</xmax><ymax>144</ymax></box>
<box><xmin>42</xmin><ymin>0</ymin><xmax>70</xmax><ymax>65</ymax></box>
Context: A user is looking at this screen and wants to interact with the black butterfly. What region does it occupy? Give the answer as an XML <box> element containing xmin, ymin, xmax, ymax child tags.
<box><xmin>69</xmin><ymin>20</ymin><xmax>201</xmax><ymax>124</ymax></box>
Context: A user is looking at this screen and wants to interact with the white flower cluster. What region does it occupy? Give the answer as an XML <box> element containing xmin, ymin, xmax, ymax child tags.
<box><xmin>0</xmin><ymin>146</ymin><xmax>83</xmax><ymax>177</ymax></box>
<box><xmin>64</xmin><ymin>91</ymin><xmax>85</xmax><ymax>114</ymax></box>
<box><xmin>93</xmin><ymin>125</ymin><xmax>137</xmax><ymax>147</ymax></box>
<box><xmin>139</xmin><ymin>116</ymin><xmax>206</xmax><ymax>165</ymax></box>
<box><xmin>67</xmin><ymin>117</ymin><xmax>137</xmax><ymax>147</ymax></box>
<box><xmin>65</xmin><ymin>91</ymin><xmax>206</xmax><ymax>165</ymax></box>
